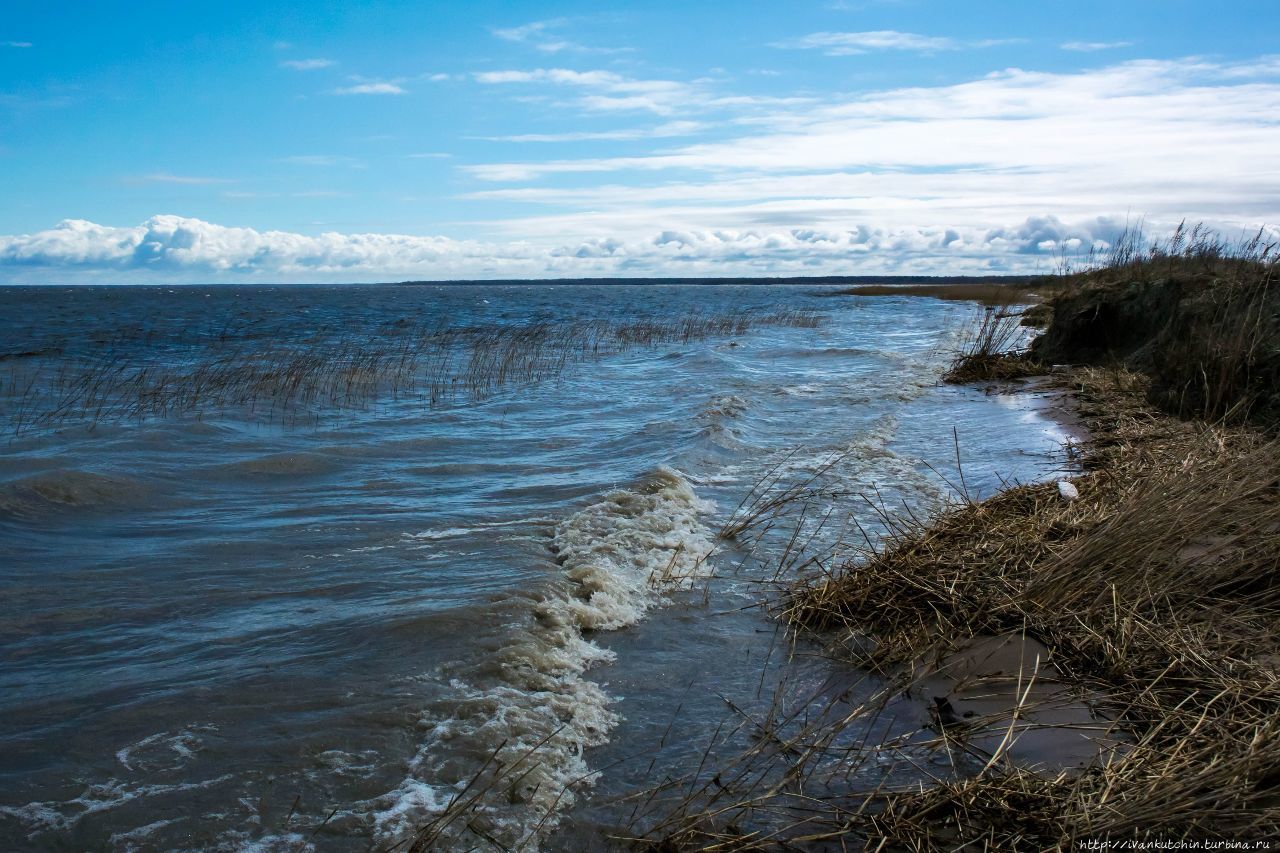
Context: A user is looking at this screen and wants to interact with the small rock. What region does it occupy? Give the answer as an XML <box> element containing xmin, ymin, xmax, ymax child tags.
<box><xmin>1058</xmin><ymin>480</ymin><xmax>1080</xmax><ymax>501</ymax></box>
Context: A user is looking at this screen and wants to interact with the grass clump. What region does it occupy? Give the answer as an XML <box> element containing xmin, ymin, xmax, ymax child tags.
<box><xmin>943</xmin><ymin>303</ymin><xmax>1046</xmax><ymax>383</ymax></box>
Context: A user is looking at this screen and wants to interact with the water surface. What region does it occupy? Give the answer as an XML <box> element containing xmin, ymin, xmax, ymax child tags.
<box><xmin>0</xmin><ymin>283</ymin><xmax>1070</xmax><ymax>850</ymax></box>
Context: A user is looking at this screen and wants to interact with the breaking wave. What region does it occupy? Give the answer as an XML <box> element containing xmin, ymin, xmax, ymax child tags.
<box><xmin>370</xmin><ymin>466</ymin><xmax>716</xmax><ymax>850</ymax></box>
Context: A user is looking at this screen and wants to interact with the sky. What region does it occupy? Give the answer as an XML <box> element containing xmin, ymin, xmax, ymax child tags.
<box><xmin>1</xmin><ymin>0</ymin><xmax>1278</xmax><ymax>283</ymax></box>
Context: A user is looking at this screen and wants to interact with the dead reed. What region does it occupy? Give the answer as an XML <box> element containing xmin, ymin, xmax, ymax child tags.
<box><xmin>942</xmin><ymin>303</ymin><xmax>1045</xmax><ymax>383</ymax></box>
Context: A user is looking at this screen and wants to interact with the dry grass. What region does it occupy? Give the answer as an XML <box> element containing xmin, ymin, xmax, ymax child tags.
<box><xmin>634</xmin><ymin>368</ymin><xmax>1280</xmax><ymax>849</ymax></box>
<box><xmin>1039</xmin><ymin>221</ymin><xmax>1278</xmax><ymax>426</ymax></box>
<box><xmin>834</xmin><ymin>282</ymin><xmax>1053</xmax><ymax>306</ymax></box>
<box><xmin>942</xmin><ymin>303</ymin><xmax>1045</xmax><ymax>384</ymax></box>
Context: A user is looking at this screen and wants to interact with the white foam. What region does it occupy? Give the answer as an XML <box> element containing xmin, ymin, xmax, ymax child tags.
<box><xmin>406</xmin><ymin>517</ymin><xmax>549</xmax><ymax>541</ymax></box>
<box><xmin>115</xmin><ymin>725</ymin><xmax>211</xmax><ymax>772</ymax></box>
<box><xmin>107</xmin><ymin>818</ymin><xmax>184</xmax><ymax>850</ymax></box>
<box><xmin>370</xmin><ymin>465</ymin><xmax>716</xmax><ymax>851</ymax></box>
<box><xmin>0</xmin><ymin>774</ymin><xmax>234</xmax><ymax>836</ymax></box>
<box><xmin>545</xmin><ymin>465</ymin><xmax>716</xmax><ymax>631</ymax></box>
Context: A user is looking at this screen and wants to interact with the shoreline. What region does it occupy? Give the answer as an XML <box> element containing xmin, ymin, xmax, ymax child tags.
<box><xmin>634</xmin><ymin>245</ymin><xmax>1280</xmax><ymax>848</ymax></box>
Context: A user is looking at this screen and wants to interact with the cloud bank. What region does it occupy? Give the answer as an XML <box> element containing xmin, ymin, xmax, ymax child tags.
<box><xmin>5</xmin><ymin>214</ymin><xmax>1274</xmax><ymax>284</ymax></box>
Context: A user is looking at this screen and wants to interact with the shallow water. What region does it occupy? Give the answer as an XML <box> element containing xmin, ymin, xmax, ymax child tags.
<box><xmin>0</xmin><ymin>283</ymin><xmax>1072</xmax><ymax>851</ymax></box>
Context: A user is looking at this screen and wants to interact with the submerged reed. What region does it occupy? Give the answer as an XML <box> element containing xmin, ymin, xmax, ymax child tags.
<box><xmin>1</xmin><ymin>309</ymin><xmax>819</xmax><ymax>435</ymax></box>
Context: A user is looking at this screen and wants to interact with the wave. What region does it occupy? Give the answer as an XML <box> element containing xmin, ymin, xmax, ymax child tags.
<box><xmin>370</xmin><ymin>465</ymin><xmax>716</xmax><ymax>851</ymax></box>
<box><xmin>212</xmin><ymin>452</ymin><xmax>338</xmax><ymax>477</ymax></box>
<box><xmin>0</xmin><ymin>469</ymin><xmax>150</xmax><ymax>518</ymax></box>
<box><xmin>405</xmin><ymin>517</ymin><xmax>550</xmax><ymax>541</ymax></box>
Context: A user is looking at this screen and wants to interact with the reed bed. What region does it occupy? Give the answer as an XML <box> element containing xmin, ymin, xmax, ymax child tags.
<box><xmin>0</xmin><ymin>309</ymin><xmax>818</xmax><ymax>435</ymax></box>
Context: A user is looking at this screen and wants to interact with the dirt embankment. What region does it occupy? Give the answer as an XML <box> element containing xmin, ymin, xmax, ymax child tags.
<box><xmin>1031</xmin><ymin>258</ymin><xmax>1278</xmax><ymax>427</ymax></box>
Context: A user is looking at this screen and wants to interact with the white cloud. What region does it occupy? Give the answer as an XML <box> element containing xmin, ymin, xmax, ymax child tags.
<box><xmin>3</xmin><ymin>214</ymin><xmax>1276</xmax><ymax>283</ymax></box>
<box><xmin>3</xmin><ymin>41</ymin><xmax>33</xmax><ymax>48</ymax></box>
<box><xmin>474</xmin><ymin>68</ymin><xmax>699</xmax><ymax>115</ymax></box>
<box><xmin>478</xmin><ymin>120</ymin><xmax>705</xmax><ymax>143</ymax></box>
<box><xmin>7</xmin><ymin>56</ymin><xmax>1280</xmax><ymax>283</ymax></box>
<box><xmin>333</xmin><ymin>81</ymin><xmax>406</xmax><ymax>95</ymax></box>
<box><xmin>1061</xmin><ymin>41</ymin><xmax>1133</xmax><ymax>52</ymax></box>
<box><xmin>490</xmin><ymin>18</ymin><xmax>626</xmax><ymax>54</ymax></box>
<box><xmin>281</xmin><ymin>58</ymin><xmax>335</xmax><ymax>70</ymax></box>
<box><xmin>773</xmin><ymin>30</ymin><xmax>1013</xmax><ymax>55</ymax></box>
<box><xmin>133</xmin><ymin>173</ymin><xmax>234</xmax><ymax>185</ymax></box>
<box><xmin>461</xmin><ymin>59</ymin><xmax>1280</xmax><ymax>197</ymax></box>
<box><xmin>491</xmin><ymin>19</ymin><xmax>565</xmax><ymax>51</ymax></box>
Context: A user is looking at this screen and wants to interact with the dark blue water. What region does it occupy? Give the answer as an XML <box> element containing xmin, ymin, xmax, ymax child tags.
<box><xmin>0</xmin><ymin>284</ymin><xmax>1071</xmax><ymax>851</ymax></box>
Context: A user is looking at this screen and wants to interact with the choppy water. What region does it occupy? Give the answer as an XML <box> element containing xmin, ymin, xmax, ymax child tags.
<box><xmin>0</xmin><ymin>283</ymin><xmax>1072</xmax><ymax>851</ymax></box>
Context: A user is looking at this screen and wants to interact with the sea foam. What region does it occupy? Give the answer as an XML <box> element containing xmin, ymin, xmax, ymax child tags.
<box><xmin>371</xmin><ymin>465</ymin><xmax>715</xmax><ymax>850</ymax></box>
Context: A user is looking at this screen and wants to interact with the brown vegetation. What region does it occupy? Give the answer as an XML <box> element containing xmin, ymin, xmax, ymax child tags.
<box><xmin>834</xmin><ymin>282</ymin><xmax>1052</xmax><ymax>306</ymax></box>
<box><xmin>1033</xmin><ymin>221</ymin><xmax>1278</xmax><ymax>426</ymax></box>
<box><xmin>942</xmin><ymin>303</ymin><xmax>1045</xmax><ymax>383</ymax></box>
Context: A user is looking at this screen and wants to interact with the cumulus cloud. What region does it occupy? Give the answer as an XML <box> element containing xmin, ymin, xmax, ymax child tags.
<box><xmin>4</xmin><ymin>214</ymin><xmax>1274</xmax><ymax>283</ymax></box>
<box><xmin>773</xmin><ymin>30</ymin><xmax>1013</xmax><ymax>55</ymax></box>
<box><xmin>280</xmin><ymin>58</ymin><xmax>335</xmax><ymax>70</ymax></box>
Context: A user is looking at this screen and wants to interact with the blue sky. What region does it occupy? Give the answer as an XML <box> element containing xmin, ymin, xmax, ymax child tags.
<box><xmin>1</xmin><ymin>0</ymin><xmax>1278</xmax><ymax>282</ymax></box>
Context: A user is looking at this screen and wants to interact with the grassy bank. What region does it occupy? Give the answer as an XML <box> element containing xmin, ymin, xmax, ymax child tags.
<box><xmin>638</xmin><ymin>228</ymin><xmax>1280</xmax><ymax>849</ymax></box>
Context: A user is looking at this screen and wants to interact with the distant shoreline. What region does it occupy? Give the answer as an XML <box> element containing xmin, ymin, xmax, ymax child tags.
<box><xmin>394</xmin><ymin>274</ymin><xmax>1043</xmax><ymax>287</ymax></box>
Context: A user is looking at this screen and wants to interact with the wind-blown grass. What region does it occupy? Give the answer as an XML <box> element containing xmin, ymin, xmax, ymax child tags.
<box><xmin>1037</xmin><ymin>221</ymin><xmax>1279</xmax><ymax>425</ymax></box>
<box><xmin>942</xmin><ymin>302</ymin><xmax>1045</xmax><ymax>383</ymax></box>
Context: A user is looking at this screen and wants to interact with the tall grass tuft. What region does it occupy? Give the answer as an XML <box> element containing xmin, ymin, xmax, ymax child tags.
<box><xmin>943</xmin><ymin>301</ymin><xmax>1044</xmax><ymax>383</ymax></box>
